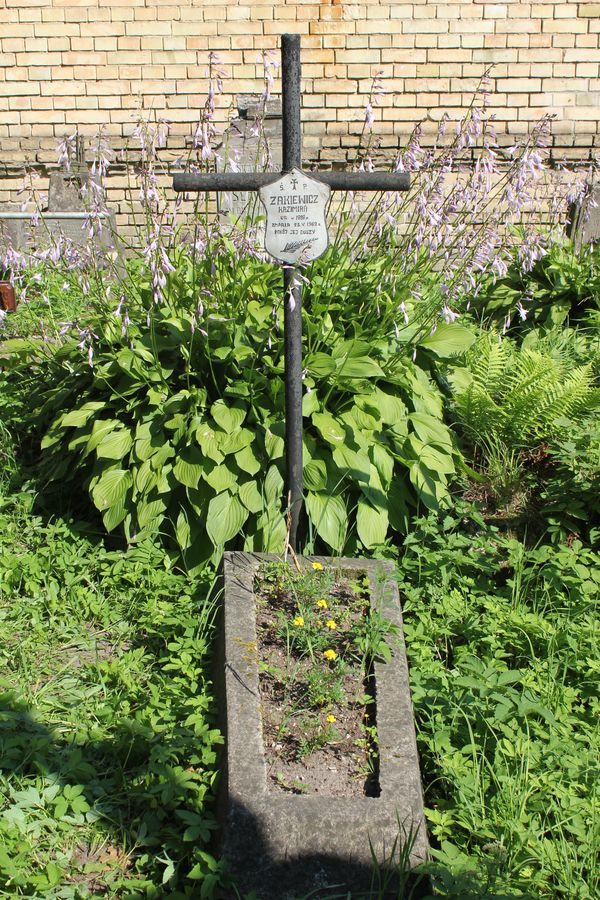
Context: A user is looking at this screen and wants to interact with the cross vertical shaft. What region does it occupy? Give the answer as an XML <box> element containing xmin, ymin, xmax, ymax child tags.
<box><xmin>172</xmin><ymin>34</ymin><xmax>411</xmax><ymax>559</ymax></box>
<box><xmin>281</xmin><ymin>33</ymin><xmax>303</xmax><ymax>552</ymax></box>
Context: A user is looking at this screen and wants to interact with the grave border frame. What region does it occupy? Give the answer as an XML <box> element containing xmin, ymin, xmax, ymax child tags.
<box><xmin>216</xmin><ymin>550</ymin><xmax>429</xmax><ymax>897</ymax></box>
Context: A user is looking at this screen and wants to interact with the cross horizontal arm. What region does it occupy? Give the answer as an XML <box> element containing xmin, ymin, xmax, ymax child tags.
<box><xmin>172</xmin><ymin>170</ymin><xmax>410</xmax><ymax>194</ymax></box>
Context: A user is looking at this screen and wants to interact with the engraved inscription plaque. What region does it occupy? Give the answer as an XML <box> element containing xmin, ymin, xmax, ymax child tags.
<box><xmin>259</xmin><ymin>168</ymin><xmax>330</xmax><ymax>264</ymax></box>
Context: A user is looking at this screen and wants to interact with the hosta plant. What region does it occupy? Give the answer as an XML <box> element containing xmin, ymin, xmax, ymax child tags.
<box><xmin>472</xmin><ymin>237</ymin><xmax>600</xmax><ymax>333</ymax></box>
<box><xmin>3</xmin><ymin>241</ymin><xmax>467</xmax><ymax>571</ymax></box>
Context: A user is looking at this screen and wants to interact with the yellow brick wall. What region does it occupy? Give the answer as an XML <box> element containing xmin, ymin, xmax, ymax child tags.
<box><xmin>1</xmin><ymin>0</ymin><xmax>599</xmax><ymax>218</ymax></box>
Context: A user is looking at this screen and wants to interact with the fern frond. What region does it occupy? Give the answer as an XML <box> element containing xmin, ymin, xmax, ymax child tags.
<box><xmin>453</xmin><ymin>335</ymin><xmax>598</xmax><ymax>453</ymax></box>
<box><xmin>453</xmin><ymin>383</ymin><xmax>508</xmax><ymax>448</ymax></box>
<box><xmin>466</xmin><ymin>332</ymin><xmax>511</xmax><ymax>397</ymax></box>
<box><xmin>533</xmin><ymin>364</ymin><xmax>595</xmax><ymax>435</ymax></box>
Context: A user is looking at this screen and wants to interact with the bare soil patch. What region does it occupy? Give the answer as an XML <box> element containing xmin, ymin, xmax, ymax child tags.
<box><xmin>255</xmin><ymin>563</ymin><xmax>380</xmax><ymax>799</ymax></box>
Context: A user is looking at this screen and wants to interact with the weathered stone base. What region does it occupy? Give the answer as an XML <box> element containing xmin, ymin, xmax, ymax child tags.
<box><xmin>217</xmin><ymin>552</ymin><xmax>428</xmax><ymax>898</ymax></box>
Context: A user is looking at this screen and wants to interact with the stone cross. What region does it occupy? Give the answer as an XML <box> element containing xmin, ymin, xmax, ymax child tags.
<box><xmin>173</xmin><ymin>33</ymin><xmax>410</xmax><ymax>551</ymax></box>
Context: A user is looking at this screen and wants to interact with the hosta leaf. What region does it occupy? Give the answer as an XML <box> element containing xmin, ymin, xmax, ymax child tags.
<box><xmin>174</xmin><ymin>448</ymin><xmax>205</xmax><ymax>489</ymax></box>
<box><xmin>137</xmin><ymin>498</ymin><xmax>166</xmax><ymax>528</ymax></box>
<box><xmin>361</xmin><ymin>465</ymin><xmax>387</xmax><ymax>511</ymax></box>
<box><xmin>419</xmin><ymin>322</ymin><xmax>476</xmax><ymax>358</ymax></box>
<box><xmin>409</xmin><ymin>462</ymin><xmax>447</xmax><ymax>511</ymax></box>
<box><xmin>354</xmin><ymin>394</ymin><xmax>381</xmax><ymax>420</ymax></box>
<box><xmin>370</xmin><ymin>443</ymin><xmax>394</xmax><ymax>490</ymax></box>
<box><xmin>304</xmin><ymin>458</ymin><xmax>327</xmax><ymax>492</ymax></box>
<box><xmin>306</xmin><ymin>352</ymin><xmax>336</xmax><ymax>377</ymax></box>
<box><xmin>357</xmin><ymin>496</ymin><xmax>389</xmax><ymax>549</ymax></box>
<box><xmin>176</xmin><ymin>511</ymin><xmax>191</xmax><ymax>550</ymax></box>
<box><xmin>335</xmin><ymin>355</ymin><xmax>383</xmax><ymax>379</ymax></box>
<box><xmin>68</xmin><ymin>428</ymin><xmax>92</xmax><ymax>452</ymax></box>
<box><xmin>332</xmin><ymin>339</ymin><xmax>383</xmax><ymax>376</ymax></box>
<box><xmin>134</xmin><ymin>428</ymin><xmax>167</xmax><ymax>462</ymax></box>
<box><xmin>135</xmin><ymin>421</ymin><xmax>154</xmax><ymax>442</ymax></box>
<box><xmin>92</xmin><ymin>469</ymin><xmax>132</xmax><ymax>511</ymax></box>
<box><xmin>41</xmin><ymin>427</ymin><xmax>61</xmax><ymax>450</ymax></box>
<box><xmin>183</xmin><ymin>530</ymin><xmax>213</xmax><ymax>576</ymax></box>
<box><xmin>346</xmin><ymin>404</ymin><xmax>380</xmax><ymax>432</ymax></box>
<box><xmin>196</xmin><ymin>422</ymin><xmax>224</xmax><ymax>463</ymax></box>
<box><xmin>187</xmin><ymin>483</ymin><xmax>211</xmax><ymax>516</ymax></box>
<box><xmin>134</xmin><ymin>439</ymin><xmax>154</xmax><ymax>461</ymax></box>
<box><xmin>206</xmin><ymin>492</ymin><xmax>248</xmax><ymax>546</ymax></box>
<box><xmin>85</xmin><ymin>420</ymin><xmax>118</xmax><ymax>455</ymax></box>
<box><xmin>224</xmin><ymin>379</ymin><xmax>250</xmax><ymax>399</ymax></box>
<box><xmin>409</xmin><ymin>369</ymin><xmax>443</xmax><ymax>417</ymax></box>
<box><xmin>255</xmin><ymin>509</ymin><xmax>287</xmax><ymax>552</ymax></box>
<box><xmin>302</xmin><ymin>390</ymin><xmax>319</xmax><ymax>416</ymax></box>
<box><xmin>265</xmin><ymin>424</ymin><xmax>285</xmax><ymax>460</ymax></box>
<box><xmin>151</xmin><ymin>443</ymin><xmax>175</xmax><ymax>471</ymax></box>
<box><xmin>211</xmin><ymin>401</ymin><xmax>246</xmax><ymax>432</ymax></box>
<box><xmin>219</xmin><ymin>427</ymin><xmax>254</xmax><ymax>456</ymax></box>
<box><xmin>388</xmin><ymin>476</ymin><xmax>410</xmax><ymax>533</ymax></box>
<box><xmin>312</xmin><ymin>412</ymin><xmax>345</xmax><ymax>445</ymax></box>
<box><xmin>134</xmin><ymin>460</ymin><xmax>157</xmax><ymax>494</ymax></box>
<box><xmin>202</xmin><ymin>461</ymin><xmax>237</xmax><ymax>493</ymax></box>
<box><xmin>163</xmin><ymin>389</ymin><xmax>191</xmax><ymax>414</ymax></box>
<box><xmin>155</xmin><ymin>465</ymin><xmax>173</xmax><ymax>495</ymax></box>
<box><xmin>332</xmin><ymin>443</ymin><xmax>370</xmax><ymax>482</ymax></box>
<box><xmin>371</xmin><ymin>388</ymin><xmax>407</xmax><ymax>425</ymax></box>
<box><xmin>409</xmin><ymin>412</ymin><xmax>453</xmax><ymax>450</ymax></box>
<box><xmin>264</xmin><ymin>464</ymin><xmax>284</xmax><ymax>505</ymax></box>
<box><xmin>102</xmin><ymin>501</ymin><xmax>128</xmax><ymax>533</ymax></box>
<box><xmin>235</xmin><ymin>444</ymin><xmax>262</xmax><ymax>476</ymax></box>
<box><xmin>239</xmin><ymin>480</ymin><xmax>263</xmax><ymax>514</ymax></box>
<box><xmin>96</xmin><ymin>428</ymin><xmax>133</xmax><ymax>461</ymax></box>
<box><xmin>164</xmin><ymin>412</ymin><xmax>186</xmax><ymax>434</ymax></box>
<box><xmin>60</xmin><ymin>402</ymin><xmax>105</xmax><ymax>428</ymax></box>
<box><xmin>305</xmin><ymin>491</ymin><xmax>347</xmax><ymax>552</ymax></box>
<box><xmin>406</xmin><ymin>436</ymin><xmax>455</xmax><ymax>475</ymax></box>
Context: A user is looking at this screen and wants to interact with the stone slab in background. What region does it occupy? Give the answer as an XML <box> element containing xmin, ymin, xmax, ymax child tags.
<box><xmin>0</xmin><ymin>209</ymin><xmax>117</xmax><ymax>253</ymax></box>
<box><xmin>47</xmin><ymin>171</ymin><xmax>90</xmax><ymax>212</ymax></box>
<box><xmin>217</xmin><ymin>96</ymin><xmax>282</xmax><ymax>225</ymax></box>
<box><xmin>217</xmin><ymin>551</ymin><xmax>429</xmax><ymax>899</ymax></box>
<box><xmin>0</xmin><ymin>169</ymin><xmax>117</xmax><ymax>255</ymax></box>
<box><xmin>568</xmin><ymin>184</ymin><xmax>600</xmax><ymax>246</ymax></box>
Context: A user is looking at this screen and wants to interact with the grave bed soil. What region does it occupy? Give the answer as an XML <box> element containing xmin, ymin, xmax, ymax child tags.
<box><xmin>255</xmin><ymin>566</ymin><xmax>379</xmax><ymax>799</ymax></box>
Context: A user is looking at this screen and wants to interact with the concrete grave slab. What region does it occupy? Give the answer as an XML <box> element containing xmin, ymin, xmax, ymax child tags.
<box><xmin>216</xmin><ymin>551</ymin><xmax>429</xmax><ymax>898</ymax></box>
<box><xmin>0</xmin><ymin>210</ymin><xmax>117</xmax><ymax>253</ymax></box>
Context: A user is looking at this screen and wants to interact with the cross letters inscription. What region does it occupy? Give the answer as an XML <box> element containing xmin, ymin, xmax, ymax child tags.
<box><xmin>173</xmin><ymin>33</ymin><xmax>410</xmax><ymax>551</ymax></box>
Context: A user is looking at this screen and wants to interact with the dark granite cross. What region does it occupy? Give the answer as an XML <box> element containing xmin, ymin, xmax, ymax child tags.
<box><xmin>173</xmin><ymin>33</ymin><xmax>410</xmax><ymax>551</ymax></box>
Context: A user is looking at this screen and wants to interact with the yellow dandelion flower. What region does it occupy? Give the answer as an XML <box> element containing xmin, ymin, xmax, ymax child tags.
<box><xmin>316</xmin><ymin>599</ymin><xmax>328</xmax><ymax>609</ymax></box>
<box><xmin>326</xmin><ymin>714</ymin><xmax>336</xmax><ymax>724</ymax></box>
<box><xmin>323</xmin><ymin>649</ymin><xmax>337</xmax><ymax>661</ymax></box>
<box><xmin>325</xmin><ymin>619</ymin><xmax>337</xmax><ymax>630</ymax></box>
<box><xmin>293</xmin><ymin>616</ymin><xmax>304</xmax><ymax>627</ymax></box>
<box><xmin>311</xmin><ymin>561</ymin><xmax>323</xmax><ymax>571</ymax></box>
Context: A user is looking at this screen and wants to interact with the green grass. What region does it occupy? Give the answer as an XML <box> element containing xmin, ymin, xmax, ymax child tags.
<box><xmin>2</xmin><ymin>503</ymin><xmax>597</xmax><ymax>898</ymax></box>
<box><xmin>400</xmin><ymin>510</ymin><xmax>600</xmax><ymax>899</ymax></box>
<box><xmin>0</xmin><ymin>496</ymin><xmax>223</xmax><ymax>898</ymax></box>
<box><xmin>0</xmin><ymin>267</ymin><xmax>94</xmax><ymax>341</ymax></box>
